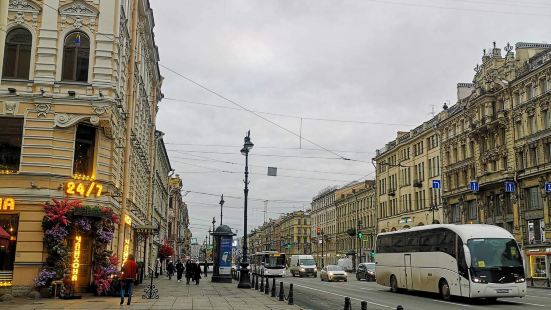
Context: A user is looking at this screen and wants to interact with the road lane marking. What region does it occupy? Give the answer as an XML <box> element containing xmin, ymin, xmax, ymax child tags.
<box><xmin>282</xmin><ymin>281</ymin><xmax>394</xmax><ymax>309</ymax></box>
<box><xmin>511</xmin><ymin>302</ymin><xmax>547</xmax><ymax>307</ymax></box>
<box><xmin>431</xmin><ymin>299</ymin><xmax>477</xmax><ymax>308</ymax></box>
<box><xmin>526</xmin><ymin>294</ymin><xmax>551</xmax><ymax>299</ymax></box>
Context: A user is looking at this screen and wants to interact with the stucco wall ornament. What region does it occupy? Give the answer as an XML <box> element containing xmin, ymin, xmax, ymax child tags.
<box><xmin>92</xmin><ymin>105</ymin><xmax>110</xmax><ymax>116</ymax></box>
<box><xmin>34</xmin><ymin>103</ymin><xmax>51</xmax><ymax>117</ymax></box>
<box><xmin>54</xmin><ymin>113</ymin><xmax>99</xmax><ymax>128</ymax></box>
<box><xmin>59</xmin><ymin>0</ymin><xmax>98</xmax><ymax>31</ymax></box>
<box><xmin>8</xmin><ymin>0</ymin><xmax>40</xmax><ymax>28</ymax></box>
<box><xmin>3</xmin><ymin>101</ymin><xmax>18</xmax><ymax>115</ymax></box>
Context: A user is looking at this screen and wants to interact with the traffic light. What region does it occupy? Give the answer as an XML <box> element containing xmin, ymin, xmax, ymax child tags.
<box><xmin>357</xmin><ymin>231</ymin><xmax>363</xmax><ymax>239</ymax></box>
<box><xmin>316</xmin><ymin>227</ymin><xmax>321</xmax><ymax>235</ymax></box>
<box><xmin>370</xmin><ymin>250</ymin><xmax>375</xmax><ymax>258</ymax></box>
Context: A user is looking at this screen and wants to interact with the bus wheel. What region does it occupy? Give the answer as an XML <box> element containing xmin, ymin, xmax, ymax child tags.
<box><xmin>486</xmin><ymin>297</ymin><xmax>497</xmax><ymax>303</ymax></box>
<box><xmin>439</xmin><ymin>279</ymin><xmax>451</xmax><ymax>301</ymax></box>
<box><xmin>390</xmin><ymin>275</ymin><xmax>398</xmax><ymax>293</ymax></box>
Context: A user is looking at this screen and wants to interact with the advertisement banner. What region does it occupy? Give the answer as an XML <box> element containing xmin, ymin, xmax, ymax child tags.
<box><xmin>219</xmin><ymin>236</ymin><xmax>232</xmax><ymax>275</ymax></box>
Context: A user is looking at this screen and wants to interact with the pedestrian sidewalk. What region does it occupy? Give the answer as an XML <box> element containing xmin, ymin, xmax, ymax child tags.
<box><xmin>0</xmin><ymin>277</ymin><xmax>302</xmax><ymax>310</ymax></box>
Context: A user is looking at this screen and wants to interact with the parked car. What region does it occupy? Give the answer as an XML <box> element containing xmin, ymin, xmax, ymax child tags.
<box><xmin>356</xmin><ymin>262</ymin><xmax>376</xmax><ymax>281</ymax></box>
<box><xmin>320</xmin><ymin>265</ymin><xmax>347</xmax><ymax>282</ymax></box>
<box><xmin>289</xmin><ymin>255</ymin><xmax>317</xmax><ymax>277</ymax></box>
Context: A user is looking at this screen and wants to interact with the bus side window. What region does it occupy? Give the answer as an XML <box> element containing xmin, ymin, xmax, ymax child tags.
<box><xmin>457</xmin><ymin>237</ymin><xmax>468</xmax><ymax>278</ymax></box>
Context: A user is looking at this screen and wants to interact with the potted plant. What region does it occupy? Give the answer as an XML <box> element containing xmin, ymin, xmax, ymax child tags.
<box><xmin>33</xmin><ymin>269</ymin><xmax>56</xmax><ymax>298</ymax></box>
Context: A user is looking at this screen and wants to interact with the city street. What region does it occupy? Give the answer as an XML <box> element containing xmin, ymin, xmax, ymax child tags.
<box><xmin>280</xmin><ymin>272</ymin><xmax>551</xmax><ymax>310</ymax></box>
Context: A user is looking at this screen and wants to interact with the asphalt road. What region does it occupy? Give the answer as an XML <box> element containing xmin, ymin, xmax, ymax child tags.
<box><xmin>277</xmin><ymin>272</ymin><xmax>551</xmax><ymax>310</ymax></box>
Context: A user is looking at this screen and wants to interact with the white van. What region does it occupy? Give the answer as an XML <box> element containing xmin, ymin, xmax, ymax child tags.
<box><xmin>337</xmin><ymin>257</ymin><xmax>353</xmax><ymax>272</ymax></box>
<box><xmin>289</xmin><ymin>255</ymin><xmax>317</xmax><ymax>277</ymax></box>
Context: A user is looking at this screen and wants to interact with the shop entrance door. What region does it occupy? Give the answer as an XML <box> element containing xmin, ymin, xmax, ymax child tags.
<box><xmin>69</xmin><ymin>234</ymin><xmax>93</xmax><ymax>292</ymax></box>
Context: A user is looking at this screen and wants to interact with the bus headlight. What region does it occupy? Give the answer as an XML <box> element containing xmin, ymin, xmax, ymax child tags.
<box><xmin>472</xmin><ymin>276</ymin><xmax>487</xmax><ymax>284</ymax></box>
<box><xmin>515</xmin><ymin>277</ymin><xmax>525</xmax><ymax>283</ymax></box>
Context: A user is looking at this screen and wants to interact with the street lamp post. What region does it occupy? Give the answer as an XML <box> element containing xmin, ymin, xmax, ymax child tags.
<box><xmin>238</xmin><ymin>130</ymin><xmax>253</xmax><ymax>289</ymax></box>
<box><xmin>220</xmin><ymin>195</ymin><xmax>225</xmax><ymax>225</ymax></box>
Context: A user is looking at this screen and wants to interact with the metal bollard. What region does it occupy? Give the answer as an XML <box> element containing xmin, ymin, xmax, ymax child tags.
<box><xmin>279</xmin><ymin>282</ymin><xmax>285</xmax><ymax>301</ymax></box>
<box><xmin>288</xmin><ymin>283</ymin><xmax>294</xmax><ymax>305</ymax></box>
<box><xmin>396</xmin><ymin>306</ymin><xmax>404</xmax><ymax>310</ymax></box>
<box><xmin>271</xmin><ymin>278</ymin><xmax>276</xmax><ymax>297</ymax></box>
<box><xmin>255</xmin><ymin>274</ymin><xmax>259</xmax><ymax>290</ymax></box>
<box><xmin>344</xmin><ymin>297</ymin><xmax>351</xmax><ymax>310</ymax></box>
<box><xmin>260</xmin><ymin>274</ymin><xmax>265</xmax><ymax>292</ymax></box>
<box><xmin>265</xmin><ymin>276</ymin><xmax>270</xmax><ymax>294</ymax></box>
<box><xmin>531</xmin><ymin>277</ymin><xmax>534</xmax><ymax>286</ymax></box>
<box><xmin>361</xmin><ymin>301</ymin><xmax>368</xmax><ymax>310</ymax></box>
<box><xmin>547</xmin><ymin>278</ymin><xmax>550</xmax><ymax>288</ymax></box>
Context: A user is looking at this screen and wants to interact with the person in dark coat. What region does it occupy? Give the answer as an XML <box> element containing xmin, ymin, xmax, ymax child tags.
<box><xmin>167</xmin><ymin>260</ymin><xmax>174</xmax><ymax>280</ymax></box>
<box><xmin>176</xmin><ymin>259</ymin><xmax>184</xmax><ymax>283</ymax></box>
<box><xmin>193</xmin><ymin>261</ymin><xmax>202</xmax><ymax>285</ymax></box>
<box><xmin>185</xmin><ymin>260</ymin><xmax>193</xmax><ymax>285</ymax></box>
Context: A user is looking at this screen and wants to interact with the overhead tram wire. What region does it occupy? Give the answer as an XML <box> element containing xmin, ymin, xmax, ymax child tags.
<box><xmin>163</xmin><ymin>97</ymin><xmax>415</xmax><ymax>127</ymax></box>
<box><xmin>183</xmin><ymin>189</ymin><xmax>311</xmax><ymax>204</ymax></box>
<box><xmin>169</xmin><ymin>152</ymin><xmax>368</xmax><ymax>177</ymax></box>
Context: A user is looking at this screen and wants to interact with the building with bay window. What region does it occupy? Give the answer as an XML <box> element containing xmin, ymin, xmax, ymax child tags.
<box><xmin>0</xmin><ymin>0</ymin><xmax>167</xmax><ymax>295</ymax></box>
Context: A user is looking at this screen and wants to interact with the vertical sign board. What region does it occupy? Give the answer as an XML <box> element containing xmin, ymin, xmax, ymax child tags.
<box><xmin>470</xmin><ymin>181</ymin><xmax>479</xmax><ymax>192</ymax></box>
<box><xmin>432</xmin><ymin>180</ymin><xmax>441</xmax><ymax>189</ymax></box>
<box><xmin>545</xmin><ymin>182</ymin><xmax>551</xmax><ymax>193</ymax></box>
<box><xmin>219</xmin><ymin>236</ymin><xmax>232</xmax><ymax>275</ymax></box>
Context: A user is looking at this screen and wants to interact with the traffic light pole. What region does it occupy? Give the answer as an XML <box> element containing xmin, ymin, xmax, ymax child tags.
<box><xmin>321</xmin><ymin>230</ymin><xmax>324</xmax><ymax>268</ymax></box>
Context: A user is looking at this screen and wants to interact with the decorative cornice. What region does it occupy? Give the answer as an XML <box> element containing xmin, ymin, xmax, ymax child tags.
<box><xmin>54</xmin><ymin>113</ymin><xmax>99</xmax><ymax>128</ymax></box>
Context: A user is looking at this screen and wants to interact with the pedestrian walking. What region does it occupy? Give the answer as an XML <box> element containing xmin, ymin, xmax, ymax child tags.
<box><xmin>185</xmin><ymin>259</ymin><xmax>193</xmax><ymax>285</ymax></box>
<box><xmin>120</xmin><ymin>254</ymin><xmax>138</xmax><ymax>306</ymax></box>
<box><xmin>167</xmin><ymin>259</ymin><xmax>174</xmax><ymax>280</ymax></box>
<box><xmin>193</xmin><ymin>261</ymin><xmax>202</xmax><ymax>285</ymax></box>
<box><xmin>176</xmin><ymin>259</ymin><xmax>184</xmax><ymax>283</ymax></box>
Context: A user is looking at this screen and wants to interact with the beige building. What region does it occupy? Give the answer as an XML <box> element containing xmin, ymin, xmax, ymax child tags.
<box><xmin>310</xmin><ymin>187</ymin><xmax>337</xmax><ymax>266</ymax></box>
<box><xmin>0</xmin><ymin>0</ymin><xmax>165</xmax><ymax>295</ymax></box>
<box><xmin>374</xmin><ymin>116</ymin><xmax>443</xmax><ymax>233</ymax></box>
<box><xmin>440</xmin><ymin>42</ymin><xmax>551</xmax><ymax>281</ymax></box>
<box><xmin>335</xmin><ymin>181</ymin><xmax>376</xmax><ymax>264</ymax></box>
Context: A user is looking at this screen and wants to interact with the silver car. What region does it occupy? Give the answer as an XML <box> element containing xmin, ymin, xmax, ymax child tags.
<box><xmin>320</xmin><ymin>265</ymin><xmax>347</xmax><ymax>282</ymax></box>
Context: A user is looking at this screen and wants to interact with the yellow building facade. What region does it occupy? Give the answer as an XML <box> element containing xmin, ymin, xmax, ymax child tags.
<box><xmin>374</xmin><ymin>117</ymin><xmax>443</xmax><ymax>233</ymax></box>
<box><xmin>0</xmin><ymin>0</ymin><xmax>166</xmax><ymax>295</ymax></box>
<box><xmin>334</xmin><ymin>180</ymin><xmax>376</xmax><ymax>264</ymax></box>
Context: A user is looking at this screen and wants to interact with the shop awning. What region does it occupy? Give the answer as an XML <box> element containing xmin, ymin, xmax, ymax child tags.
<box><xmin>0</xmin><ymin>227</ymin><xmax>10</xmax><ymax>248</ymax></box>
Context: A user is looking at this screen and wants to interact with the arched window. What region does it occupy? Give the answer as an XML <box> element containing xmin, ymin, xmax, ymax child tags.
<box><xmin>2</xmin><ymin>28</ymin><xmax>32</xmax><ymax>79</ymax></box>
<box><xmin>62</xmin><ymin>32</ymin><xmax>90</xmax><ymax>82</ymax></box>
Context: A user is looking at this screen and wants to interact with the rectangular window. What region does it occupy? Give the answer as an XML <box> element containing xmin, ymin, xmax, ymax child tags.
<box><xmin>530</xmin><ymin>147</ymin><xmax>538</xmax><ymax>167</ymax></box>
<box><xmin>515</xmin><ymin>121</ymin><xmax>522</xmax><ymax>139</ymax></box>
<box><xmin>0</xmin><ymin>117</ymin><xmax>24</xmax><ymax>173</ymax></box>
<box><xmin>525</xmin><ymin>187</ymin><xmax>543</xmax><ymax>210</ymax></box>
<box><xmin>73</xmin><ymin>124</ymin><xmax>96</xmax><ymax>176</ymax></box>
<box><xmin>529</xmin><ymin>116</ymin><xmax>537</xmax><ymax>134</ymax></box>
<box><xmin>528</xmin><ymin>219</ymin><xmax>546</xmax><ymax>244</ymax></box>
<box><xmin>467</xmin><ymin>200</ymin><xmax>477</xmax><ymax>220</ymax></box>
<box><xmin>545</xmin><ymin>110</ymin><xmax>551</xmax><ymax>129</ymax></box>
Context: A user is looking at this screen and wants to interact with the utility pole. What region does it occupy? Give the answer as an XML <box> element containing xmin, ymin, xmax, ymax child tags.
<box><xmin>263</xmin><ymin>200</ymin><xmax>268</xmax><ymax>224</ymax></box>
<box><xmin>321</xmin><ymin>230</ymin><xmax>325</xmax><ymax>268</ymax></box>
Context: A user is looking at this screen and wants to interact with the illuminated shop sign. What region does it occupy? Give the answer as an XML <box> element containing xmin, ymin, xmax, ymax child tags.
<box><xmin>124</xmin><ymin>215</ymin><xmax>132</xmax><ymax>226</ymax></box>
<box><xmin>0</xmin><ymin>197</ymin><xmax>15</xmax><ymax>211</ymax></box>
<box><xmin>71</xmin><ymin>236</ymin><xmax>82</xmax><ymax>281</ymax></box>
<box><xmin>123</xmin><ymin>239</ymin><xmax>130</xmax><ymax>262</ymax></box>
<box><xmin>65</xmin><ymin>176</ymin><xmax>103</xmax><ymax>198</ymax></box>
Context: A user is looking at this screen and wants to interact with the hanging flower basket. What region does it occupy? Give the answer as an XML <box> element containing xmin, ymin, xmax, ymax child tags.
<box><xmin>158</xmin><ymin>242</ymin><xmax>175</xmax><ymax>259</ymax></box>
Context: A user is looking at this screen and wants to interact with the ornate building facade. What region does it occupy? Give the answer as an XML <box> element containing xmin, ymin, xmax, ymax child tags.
<box><xmin>440</xmin><ymin>42</ymin><xmax>551</xmax><ymax>281</ymax></box>
<box><xmin>0</xmin><ymin>0</ymin><xmax>166</xmax><ymax>295</ymax></box>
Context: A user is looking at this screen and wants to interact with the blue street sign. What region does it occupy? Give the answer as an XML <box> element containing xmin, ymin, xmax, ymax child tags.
<box><xmin>470</xmin><ymin>181</ymin><xmax>479</xmax><ymax>192</ymax></box>
<box><xmin>432</xmin><ymin>180</ymin><xmax>441</xmax><ymax>189</ymax></box>
<box><xmin>505</xmin><ymin>181</ymin><xmax>516</xmax><ymax>193</ymax></box>
<box><xmin>545</xmin><ymin>182</ymin><xmax>551</xmax><ymax>193</ymax></box>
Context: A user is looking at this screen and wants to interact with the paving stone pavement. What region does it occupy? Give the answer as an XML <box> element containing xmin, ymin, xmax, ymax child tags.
<box><xmin>0</xmin><ymin>276</ymin><xmax>302</xmax><ymax>310</ymax></box>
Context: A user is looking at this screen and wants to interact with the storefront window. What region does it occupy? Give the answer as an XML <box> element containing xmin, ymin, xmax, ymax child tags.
<box><xmin>530</xmin><ymin>255</ymin><xmax>547</xmax><ymax>278</ymax></box>
<box><xmin>0</xmin><ymin>117</ymin><xmax>24</xmax><ymax>173</ymax></box>
<box><xmin>0</xmin><ymin>214</ymin><xmax>19</xmax><ymax>286</ymax></box>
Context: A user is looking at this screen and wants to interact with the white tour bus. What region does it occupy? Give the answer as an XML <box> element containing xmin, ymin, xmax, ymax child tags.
<box><xmin>250</xmin><ymin>251</ymin><xmax>286</xmax><ymax>277</ymax></box>
<box><xmin>375</xmin><ymin>224</ymin><xmax>526</xmax><ymax>301</ymax></box>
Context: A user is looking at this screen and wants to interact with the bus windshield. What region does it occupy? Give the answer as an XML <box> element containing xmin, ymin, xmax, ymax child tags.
<box><xmin>467</xmin><ymin>238</ymin><xmax>522</xmax><ymax>268</ymax></box>
<box><xmin>265</xmin><ymin>255</ymin><xmax>285</xmax><ymax>267</ymax></box>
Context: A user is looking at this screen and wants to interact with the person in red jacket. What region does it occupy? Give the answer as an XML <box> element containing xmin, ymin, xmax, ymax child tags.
<box><xmin>120</xmin><ymin>254</ymin><xmax>138</xmax><ymax>306</ymax></box>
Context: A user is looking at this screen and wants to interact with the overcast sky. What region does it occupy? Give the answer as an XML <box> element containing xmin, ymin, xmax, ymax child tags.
<box><xmin>150</xmin><ymin>0</ymin><xmax>551</xmax><ymax>243</ymax></box>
